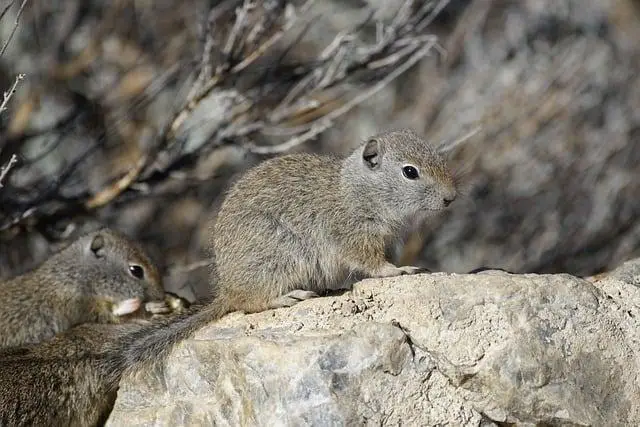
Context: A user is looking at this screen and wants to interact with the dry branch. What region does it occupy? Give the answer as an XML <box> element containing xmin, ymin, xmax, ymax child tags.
<box><xmin>0</xmin><ymin>1</ymin><xmax>28</xmax><ymax>193</ymax></box>
<box><xmin>0</xmin><ymin>73</ymin><xmax>24</xmax><ymax>116</ymax></box>
<box><xmin>0</xmin><ymin>154</ymin><xmax>17</xmax><ymax>188</ymax></box>
<box><xmin>249</xmin><ymin>37</ymin><xmax>441</xmax><ymax>154</ymax></box>
<box><xmin>0</xmin><ymin>0</ymin><xmax>449</xmax><ymax>232</ymax></box>
<box><xmin>0</xmin><ymin>0</ymin><xmax>27</xmax><ymax>57</ymax></box>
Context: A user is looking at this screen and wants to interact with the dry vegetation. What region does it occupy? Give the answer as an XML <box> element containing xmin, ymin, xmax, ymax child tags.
<box><xmin>1</xmin><ymin>0</ymin><xmax>640</xmax><ymax>299</ymax></box>
<box><xmin>0</xmin><ymin>0</ymin><xmax>453</xmax><ymax>297</ymax></box>
<box><xmin>0</xmin><ymin>0</ymin><xmax>26</xmax><ymax>187</ymax></box>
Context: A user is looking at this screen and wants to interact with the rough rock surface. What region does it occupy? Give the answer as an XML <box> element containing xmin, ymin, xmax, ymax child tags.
<box><xmin>107</xmin><ymin>260</ymin><xmax>640</xmax><ymax>426</ymax></box>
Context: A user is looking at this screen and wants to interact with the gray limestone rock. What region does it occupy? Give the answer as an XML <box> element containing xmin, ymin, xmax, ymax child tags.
<box><xmin>107</xmin><ymin>262</ymin><xmax>640</xmax><ymax>426</ymax></box>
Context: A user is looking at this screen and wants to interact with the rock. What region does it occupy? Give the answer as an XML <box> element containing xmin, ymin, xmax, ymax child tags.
<box><xmin>107</xmin><ymin>263</ymin><xmax>640</xmax><ymax>426</ymax></box>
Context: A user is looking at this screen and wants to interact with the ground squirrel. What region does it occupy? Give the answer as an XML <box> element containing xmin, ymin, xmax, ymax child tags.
<box><xmin>210</xmin><ymin>128</ymin><xmax>457</xmax><ymax>312</ymax></box>
<box><xmin>0</xmin><ymin>129</ymin><xmax>457</xmax><ymax>425</ymax></box>
<box><xmin>0</xmin><ymin>227</ymin><xmax>166</xmax><ymax>348</ymax></box>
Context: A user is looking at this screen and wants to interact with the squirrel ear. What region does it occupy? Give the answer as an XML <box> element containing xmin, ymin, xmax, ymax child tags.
<box><xmin>362</xmin><ymin>138</ymin><xmax>382</xmax><ymax>170</ymax></box>
<box><xmin>89</xmin><ymin>234</ymin><xmax>106</xmax><ymax>258</ymax></box>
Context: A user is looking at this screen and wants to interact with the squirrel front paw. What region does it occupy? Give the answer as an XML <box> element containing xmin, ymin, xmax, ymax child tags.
<box><xmin>143</xmin><ymin>293</ymin><xmax>191</xmax><ymax>317</ymax></box>
<box><xmin>268</xmin><ymin>290</ymin><xmax>319</xmax><ymax>309</ymax></box>
<box><xmin>371</xmin><ymin>263</ymin><xmax>430</xmax><ymax>278</ymax></box>
<box><xmin>144</xmin><ymin>300</ymin><xmax>171</xmax><ymax>315</ymax></box>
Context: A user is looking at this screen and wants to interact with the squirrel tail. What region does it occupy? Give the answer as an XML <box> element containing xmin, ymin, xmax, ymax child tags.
<box><xmin>108</xmin><ymin>301</ymin><xmax>230</xmax><ymax>377</ymax></box>
<box><xmin>0</xmin><ymin>299</ymin><xmax>229</xmax><ymax>426</ymax></box>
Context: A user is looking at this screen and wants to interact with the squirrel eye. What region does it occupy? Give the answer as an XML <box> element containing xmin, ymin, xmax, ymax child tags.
<box><xmin>402</xmin><ymin>165</ymin><xmax>420</xmax><ymax>180</ymax></box>
<box><xmin>129</xmin><ymin>264</ymin><xmax>145</xmax><ymax>279</ymax></box>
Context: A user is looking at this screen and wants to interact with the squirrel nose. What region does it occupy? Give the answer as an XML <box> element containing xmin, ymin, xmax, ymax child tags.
<box><xmin>443</xmin><ymin>194</ymin><xmax>456</xmax><ymax>207</ymax></box>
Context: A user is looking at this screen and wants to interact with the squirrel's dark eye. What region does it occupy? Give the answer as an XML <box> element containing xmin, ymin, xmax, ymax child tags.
<box><xmin>402</xmin><ymin>165</ymin><xmax>420</xmax><ymax>180</ymax></box>
<box><xmin>129</xmin><ymin>264</ymin><xmax>145</xmax><ymax>279</ymax></box>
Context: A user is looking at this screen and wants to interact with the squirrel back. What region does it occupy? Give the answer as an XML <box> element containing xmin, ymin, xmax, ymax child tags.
<box><xmin>0</xmin><ymin>228</ymin><xmax>165</xmax><ymax>348</ymax></box>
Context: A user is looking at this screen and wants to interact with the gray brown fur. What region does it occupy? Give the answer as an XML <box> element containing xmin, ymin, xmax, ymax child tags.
<box><xmin>0</xmin><ymin>302</ymin><xmax>223</xmax><ymax>426</ymax></box>
<box><xmin>0</xmin><ymin>228</ymin><xmax>165</xmax><ymax>348</ymax></box>
<box><xmin>0</xmin><ymin>129</ymin><xmax>457</xmax><ymax>425</ymax></box>
<box><xmin>210</xmin><ymin>128</ymin><xmax>457</xmax><ymax>312</ymax></box>
<box><xmin>0</xmin><ymin>323</ymin><xmax>133</xmax><ymax>427</ymax></box>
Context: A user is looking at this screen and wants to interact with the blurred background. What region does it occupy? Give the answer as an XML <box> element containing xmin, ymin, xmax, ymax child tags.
<box><xmin>1</xmin><ymin>0</ymin><xmax>639</xmax><ymax>301</ymax></box>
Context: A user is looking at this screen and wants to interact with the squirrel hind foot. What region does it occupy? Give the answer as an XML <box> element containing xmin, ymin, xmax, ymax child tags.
<box><xmin>267</xmin><ymin>290</ymin><xmax>320</xmax><ymax>309</ymax></box>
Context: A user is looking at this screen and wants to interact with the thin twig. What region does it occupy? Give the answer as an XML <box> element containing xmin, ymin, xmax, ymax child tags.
<box><xmin>390</xmin><ymin>0</ymin><xmax>416</xmax><ymax>32</ymax></box>
<box><xmin>0</xmin><ymin>154</ymin><xmax>18</xmax><ymax>188</ymax></box>
<box><xmin>437</xmin><ymin>126</ymin><xmax>482</xmax><ymax>154</ymax></box>
<box><xmin>0</xmin><ymin>0</ymin><xmax>28</xmax><ymax>58</ymax></box>
<box><xmin>250</xmin><ymin>38</ymin><xmax>440</xmax><ymax>154</ymax></box>
<box><xmin>319</xmin><ymin>31</ymin><xmax>353</xmax><ymax>61</ymax></box>
<box><xmin>263</xmin><ymin>38</ymin><xmax>441</xmax><ymax>138</ymax></box>
<box><xmin>416</xmin><ymin>0</ymin><xmax>451</xmax><ymax>32</ymax></box>
<box><xmin>0</xmin><ymin>73</ymin><xmax>25</xmax><ymax>115</ymax></box>
<box><xmin>223</xmin><ymin>0</ymin><xmax>253</xmax><ymax>57</ymax></box>
<box><xmin>317</xmin><ymin>44</ymin><xmax>350</xmax><ymax>89</ymax></box>
<box><xmin>164</xmin><ymin>0</ymin><xmax>315</xmax><ymax>145</ymax></box>
<box><xmin>0</xmin><ymin>1</ymin><xmax>14</xmax><ymax>23</ymax></box>
<box><xmin>188</xmin><ymin>32</ymin><xmax>215</xmax><ymax>104</ymax></box>
<box><xmin>273</xmin><ymin>70</ymin><xmax>321</xmax><ymax>116</ymax></box>
<box><xmin>367</xmin><ymin>40</ymin><xmax>427</xmax><ymax>69</ymax></box>
<box><xmin>85</xmin><ymin>155</ymin><xmax>148</xmax><ymax>209</ymax></box>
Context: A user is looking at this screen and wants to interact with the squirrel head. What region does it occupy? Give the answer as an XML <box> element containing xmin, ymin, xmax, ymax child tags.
<box><xmin>47</xmin><ymin>228</ymin><xmax>165</xmax><ymax>312</ymax></box>
<box><xmin>342</xmin><ymin>129</ymin><xmax>457</xmax><ymax>225</ymax></box>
